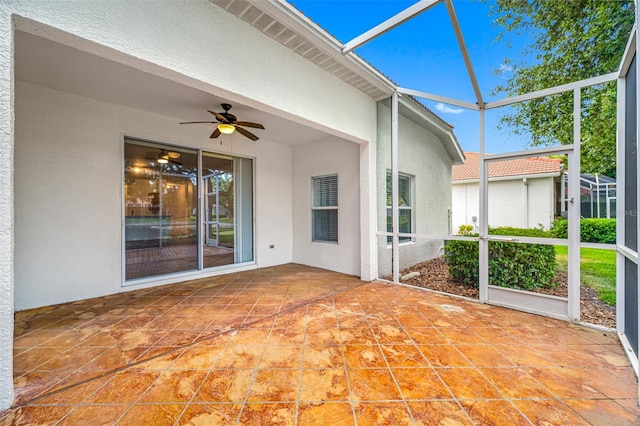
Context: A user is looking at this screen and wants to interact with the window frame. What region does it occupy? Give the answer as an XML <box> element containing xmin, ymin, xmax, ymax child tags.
<box><xmin>386</xmin><ymin>171</ymin><xmax>415</xmax><ymax>244</ymax></box>
<box><xmin>311</xmin><ymin>173</ymin><xmax>339</xmax><ymax>243</ymax></box>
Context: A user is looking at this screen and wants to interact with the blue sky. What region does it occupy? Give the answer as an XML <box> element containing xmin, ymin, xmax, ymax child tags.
<box><xmin>289</xmin><ymin>0</ymin><xmax>535</xmax><ymax>154</ymax></box>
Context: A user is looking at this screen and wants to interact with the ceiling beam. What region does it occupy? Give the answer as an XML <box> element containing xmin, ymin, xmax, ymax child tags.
<box><xmin>342</xmin><ymin>0</ymin><xmax>441</xmax><ymax>54</ymax></box>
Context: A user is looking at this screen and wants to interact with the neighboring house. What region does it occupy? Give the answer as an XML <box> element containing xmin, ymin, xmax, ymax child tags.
<box><xmin>0</xmin><ymin>0</ymin><xmax>462</xmax><ymax>408</ymax></box>
<box><xmin>452</xmin><ymin>152</ymin><xmax>564</xmax><ymax>232</ymax></box>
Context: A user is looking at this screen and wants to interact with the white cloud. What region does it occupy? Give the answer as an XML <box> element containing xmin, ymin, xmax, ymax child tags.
<box><xmin>435</xmin><ymin>102</ymin><xmax>463</xmax><ymax>115</ymax></box>
<box><xmin>499</xmin><ymin>63</ymin><xmax>514</xmax><ymax>73</ymax></box>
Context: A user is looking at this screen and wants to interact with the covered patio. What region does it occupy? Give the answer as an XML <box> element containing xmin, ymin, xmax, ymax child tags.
<box><xmin>1</xmin><ymin>265</ymin><xmax>638</xmax><ymax>425</ymax></box>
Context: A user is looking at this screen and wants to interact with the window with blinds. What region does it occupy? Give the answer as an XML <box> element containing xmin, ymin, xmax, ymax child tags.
<box><xmin>386</xmin><ymin>171</ymin><xmax>414</xmax><ymax>243</ymax></box>
<box><xmin>312</xmin><ymin>174</ymin><xmax>338</xmax><ymax>243</ymax></box>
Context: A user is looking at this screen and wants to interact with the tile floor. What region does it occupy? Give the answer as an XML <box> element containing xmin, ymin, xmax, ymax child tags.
<box><xmin>1</xmin><ymin>264</ymin><xmax>639</xmax><ymax>425</ymax></box>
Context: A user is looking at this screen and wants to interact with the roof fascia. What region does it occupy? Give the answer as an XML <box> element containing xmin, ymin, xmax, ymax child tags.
<box><xmin>342</xmin><ymin>0</ymin><xmax>441</xmax><ymax>54</ymax></box>
<box><xmin>251</xmin><ymin>0</ymin><xmax>396</xmax><ymax>99</ymax></box>
<box><xmin>399</xmin><ymin>95</ymin><xmax>465</xmax><ymax>165</ymax></box>
<box><xmin>453</xmin><ymin>171</ymin><xmax>562</xmax><ymax>184</ymax></box>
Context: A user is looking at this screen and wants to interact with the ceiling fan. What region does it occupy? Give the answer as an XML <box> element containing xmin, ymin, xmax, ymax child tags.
<box><xmin>180</xmin><ymin>103</ymin><xmax>265</xmax><ymax>141</ymax></box>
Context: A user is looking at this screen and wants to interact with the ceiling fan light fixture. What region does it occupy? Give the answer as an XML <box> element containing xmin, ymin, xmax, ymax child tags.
<box><xmin>218</xmin><ymin>123</ymin><xmax>235</xmax><ymax>134</ymax></box>
<box><xmin>157</xmin><ymin>155</ymin><xmax>169</xmax><ymax>164</ymax></box>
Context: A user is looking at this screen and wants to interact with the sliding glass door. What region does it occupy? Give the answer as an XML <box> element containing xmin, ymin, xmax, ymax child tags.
<box><xmin>124</xmin><ymin>139</ymin><xmax>253</xmax><ymax>281</ymax></box>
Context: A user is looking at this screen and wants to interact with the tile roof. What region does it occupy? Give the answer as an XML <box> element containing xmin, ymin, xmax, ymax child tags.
<box><xmin>453</xmin><ymin>152</ymin><xmax>564</xmax><ymax>181</ymax></box>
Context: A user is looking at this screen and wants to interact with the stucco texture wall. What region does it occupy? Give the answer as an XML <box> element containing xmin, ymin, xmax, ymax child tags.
<box><xmin>376</xmin><ymin>103</ymin><xmax>453</xmax><ymax>277</ymax></box>
<box><xmin>292</xmin><ymin>138</ymin><xmax>361</xmax><ymax>276</ymax></box>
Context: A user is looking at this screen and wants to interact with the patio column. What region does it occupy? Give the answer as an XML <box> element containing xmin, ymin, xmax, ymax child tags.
<box><xmin>360</xmin><ymin>138</ymin><xmax>377</xmax><ymax>281</ymax></box>
<box><xmin>0</xmin><ymin>10</ymin><xmax>15</xmax><ymax>411</ymax></box>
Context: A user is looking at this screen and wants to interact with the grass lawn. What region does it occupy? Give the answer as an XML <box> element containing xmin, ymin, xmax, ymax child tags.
<box><xmin>555</xmin><ymin>246</ymin><xmax>616</xmax><ymax>305</ymax></box>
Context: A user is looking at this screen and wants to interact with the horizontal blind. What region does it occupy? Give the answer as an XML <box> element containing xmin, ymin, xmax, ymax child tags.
<box><xmin>313</xmin><ymin>175</ymin><xmax>338</xmax><ymax>207</ymax></box>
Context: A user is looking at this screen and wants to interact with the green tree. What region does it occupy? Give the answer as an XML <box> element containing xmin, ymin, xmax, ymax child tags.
<box><xmin>488</xmin><ymin>0</ymin><xmax>634</xmax><ymax>178</ymax></box>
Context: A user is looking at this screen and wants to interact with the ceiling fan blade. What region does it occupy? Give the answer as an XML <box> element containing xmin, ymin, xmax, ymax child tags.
<box><xmin>179</xmin><ymin>121</ymin><xmax>217</xmax><ymax>124</ymax></box>
<box><xmin>208</xmin><ymin>110</ymin><xmax>228</xmax><ymax>123</ymax></box>
<box><xmin>235</xmin><ymin>121</ymin><xmax>265</xmax><ymax>129</ymax></box>
<box><xmin>235</xmin><ymin>126</ymin><xmax>259</xmax><ymax>141</ymax></box>
<box><xmin>210</xmin><ymin>128</ymin><xmax>222</xmax><ymax>139</ymax></box>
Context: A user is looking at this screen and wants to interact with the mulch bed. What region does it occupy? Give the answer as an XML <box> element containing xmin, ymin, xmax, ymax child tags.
<box><xmin>400</xmin><ymin>257</ymin><xmax>616</xmax><ymax>329</ymax></box>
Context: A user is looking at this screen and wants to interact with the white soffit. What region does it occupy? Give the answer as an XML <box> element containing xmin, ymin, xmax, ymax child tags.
<box><xmin>209</xmin><ymin>0</ymin><xmax>395</xmax><ymax>100</ymax></box>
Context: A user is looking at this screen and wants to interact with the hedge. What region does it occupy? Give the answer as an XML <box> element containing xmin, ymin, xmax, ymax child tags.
<box><xmin>445</xmin><ymin>226</ymin><xmax>557</xmax><ymax>291</ymax></box>
<box><xmin>550</xmin><ymin>218</ymin><xmax>616</xmax><ymax>244</ymax></box>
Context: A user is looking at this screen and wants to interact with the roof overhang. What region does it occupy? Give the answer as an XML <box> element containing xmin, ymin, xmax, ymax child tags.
<box><xmin>380</xmin><ymin>96</ymin><xmax>465</xmax><ymax>166</ymax></box>
<box><xmin>453</xmin><ymin>171</ymin><xmax>562</xmax><ymax>184</ymax></box>
<box><xmin>210</xmin><ymin>0</ymin><xmax>396</xmax><ymax>100</ymax></box>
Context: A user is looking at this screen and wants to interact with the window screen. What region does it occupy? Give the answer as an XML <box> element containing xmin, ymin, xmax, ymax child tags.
<box><xmin>386</xmin><ymin>171</ymin><xmax>413</xmax><ymax>243</ymax></box>
<box><xmin>312</xmin><ymin>174</ymin><xmax>338</xmax><ymax>242</ymax></box>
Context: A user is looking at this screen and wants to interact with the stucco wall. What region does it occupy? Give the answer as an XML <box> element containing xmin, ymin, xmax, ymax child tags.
<box><xmin>292</xmin><ymin>138</ymin><xmax>361</xmax><ymax>276</ymax></box>
<box><xmin>0</xmin><ymin>6</ymin><xmax>14</xmax><ymax>411</ymax></box>
<box><xmin>14</xmin><ymin>81</ymin><xmax>295</xmax><ymax>310</ymax></box>
<box><xmin>7</xmin><ymin>0</ymin><xmax>376</xmax><ymax>145</ymax></box>
<box><xmin>452</xmin><ymin>176</ymin><xmax>556</xmax><ymax>232</ymax></box>
<box><xmin>376</xmin><ymin>103</ymin><xmax>453</xmax><ymax>277</ymax></box>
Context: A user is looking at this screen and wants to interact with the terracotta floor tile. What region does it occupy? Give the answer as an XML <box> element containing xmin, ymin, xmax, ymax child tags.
<box><xmin>8</xmin><ymin>265</ymin><xmax>637</xmax><ymax>425</ymax></box>
<box><xmin>437</xmin><ymin>327</ymin><xmax>484</xmax><ymax>343</ymax></box>
<box><xmin>57</xmin><ymin>404</ymin><xmax>129</xmax><ymax>425</ymax></box>
<box><xmin>494</xmin><ymin>343</ymin><xmax>557</xmax><ymax>367</ymax></box>
<box><xmin>404</xmin><ymin>327</ymin><xmax>449</xmax><ymax>345</ymax></box>
<box><xmin>178</xmin><ymin>403</ymin><xmax>241</xmax><ymax>425</ymax></box>
<box><xmin>342</xmin><ymin>345</ymin><xmax>387</xmax><ymax>369</ymax></box>
<box><xmin>216</xmin><ymin>344</ymin><xmax>264</xmax><ymax>369</ymax></box>
<box><xmin>299</xmin><ymin>368</ymin><xmax>349</xmax><ymax>402</ymax></box>
<box><xmin>87</xmin><ymin>370</ymin><xmax>160</xmax><ymax>403</ymax></box>
<box><xmin>258</xmin><ymin>345</ymin><xmax>303</xmax><ymax>369</ymax></box>
<box><xmin>298</xmin><ymin>402</ymin><xmax>355</xmax><ymax>425</ymax></box>
<box><xmin>246</xmin><ymin>369</ymin><xmax>299</xmax><ymax>402</ymax></box>
<box><xmin>454</xmin><ymin>343</ymin><xmax>515</xmax><ymax>367</ymax></box>
<box><xmin>565</xmin><ymin>399</ymin><xmax>640</xmax><ymax>425</ymax></box>
<box><xmin>139</xmin><ymin>370</ymin><xmax>208</xmax><ymax>403</ymax></box>
<box><xmin>347</xmin><ymin>368</ymin><xmax>402</xmax><ymax>401</ymax></box>
<box><xmin>116</xmin><ymin>403</ymin><xmax>186</xmax><ymax>426</ymax></box>
<box><xmin>407</xmin><ymin>400</ymin><xmax>473</xmax><ymax>426</ymax></box>
<box><xmin>379</xmin><ymin>344</ymin><xmax>430</xmax><ymax>367</ymax></box>
<box><xmin>353</xmin><ymin>402</ymin><xmax>414</xmax><ymax>425</ymax></box>
<box><xmin>267</xmin><ymin>328</ymin><xmax>305</xmax><ymax>345</ymax></box>
<box><xmin>525</xmin><ymin>367</ymin><xmax>608</xmax><ymax>399</ymax></box>
<box><xmin>194</xmin><ymin>369</ymin><xmax>254</xmax><ymax>403</ymax></box>
<box><xmin>391</xmin><ymin>367</ymin><xmax>452</xmax><ymax>400</ymax></box>
<box><xmin>418</xmin><ymin>344</ymin><xmax>470</xmax><ymax>367</ymax></box>
<box><xmin>436</xmin><ymin>367</ymin><xmax>503</xmax><ymax>399</ymax></box>
<box><xmin>0</xmin><ymin>405</ymin><xmax>74</xmax><ymax>425</ymax></box>
<box><xmin>237</xmin><ymin>402</ymin><xmax>296</xmax><ymax>426</ymax></box>
<box><xmin>513</xmin><ymin>399</ymin><xmax>592</xmax><ymax>425</ymax></box>
<box><xmin>305</xmin><ymin>329</ymin><xmax>342</xmax><ymax>346</ymax></box>
<box><xmin>460</xmin><ymin>399</ymin><xmax>530</xmax><ymax>425</ymax></box>
<box><xmin>338</xmin><ymin>327</ymin><xmax>377</xmax><ymax>345</ymax></box>
<box><xmin>479</xmin><ymin>367</ymin><xmax>554</xmax><ymax>399</ymax></box>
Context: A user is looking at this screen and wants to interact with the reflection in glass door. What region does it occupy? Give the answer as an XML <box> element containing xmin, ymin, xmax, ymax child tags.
<box><xmin>124</xmin><ymin>140</ymin><xmax>198</xmax><ymax>280</ymax></box>
<box><xmin>202</xmin><ymin>154</ymin><xmax>235</xmax><ymax>268</ymax></box>
<box><xmin>124</xmin><ymin>139</ymin><xmax>254</xmax><ymax>281</ymax></box>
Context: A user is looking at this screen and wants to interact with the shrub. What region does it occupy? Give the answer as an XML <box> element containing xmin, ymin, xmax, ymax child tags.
<box><xmin>445</xmin><ymin>226</ymin><xmax>557</xmax><ymax>291</ymax></box>
<box><xmin>551</xmin><ymin>218</ymin><xmax>616</xmax><ymax>244</ymax></box>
